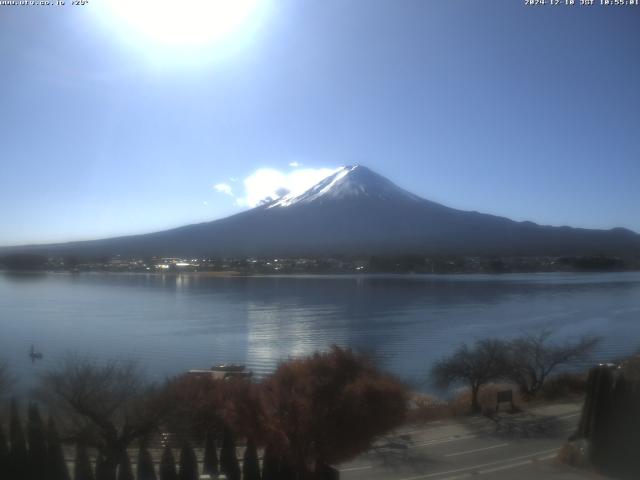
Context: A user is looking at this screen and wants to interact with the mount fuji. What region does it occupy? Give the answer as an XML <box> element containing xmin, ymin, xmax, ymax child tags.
<box><xmin>3</xmin><ymin>165</ymin><xmax>640</xmax><ymax>258</ymax></box>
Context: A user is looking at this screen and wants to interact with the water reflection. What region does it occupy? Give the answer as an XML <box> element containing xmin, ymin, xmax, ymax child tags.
<box><xmin>1</xmin><ymin>272</ymin><xmax>639</xmax><ymax>392</ymax></box>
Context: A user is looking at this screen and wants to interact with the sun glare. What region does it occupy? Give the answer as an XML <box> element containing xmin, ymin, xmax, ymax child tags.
<box><xmin>96</xmin><ymin>0</ymin><xmax>265</xmax><ymax>57</ymax></box>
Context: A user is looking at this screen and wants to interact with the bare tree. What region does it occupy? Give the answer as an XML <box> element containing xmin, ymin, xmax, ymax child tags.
<box><xmin>431</xmin><ymin>339</ymin><xmax>508</xmax><ymax>412</ymax></box>
<box><xmin>38</xmin><ymin>356</ymin><xmax>167</xmax><ymax>480</ymax></box>
<box><xmin>505</xmin><ymin>331</ymin><xmax>599</xmax><ymax>399</ymax></box>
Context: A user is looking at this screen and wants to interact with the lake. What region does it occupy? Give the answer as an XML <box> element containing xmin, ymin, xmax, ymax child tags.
<box><xmin>1</xmin><ymin>271</ymin><xmax>639</xmax><ymax>393</ymax></box>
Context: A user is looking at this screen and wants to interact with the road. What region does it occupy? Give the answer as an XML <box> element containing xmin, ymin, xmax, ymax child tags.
<box><xmin>339</xmin><ymin>402</ymin><xmax>604</xmax><ymax>480</ymax></box>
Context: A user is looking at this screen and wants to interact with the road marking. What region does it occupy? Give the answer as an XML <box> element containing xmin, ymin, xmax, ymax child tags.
<box><xmin>559</xmin><ymin>412</ymin><xmax>581</xmax><ymax>419</ymax></box>
<box><xmin>443</xmin><ymin>442</ymin><xmax>508</xmax><ymax>457</ymax></box>
<box><xmin>397</xmin><ymin>448</ymin><xmax>559</xmax><ymax>480</ymax></box>
<box><xmin>477</xmin><ymin>453</ymin><xmax>557</xmax><ymax>475</ymax></box>
<box><xmin>434</xmin><ymin>453</ymin><xmax>559</xmax><ymax>480</ymax></box>
<box><xmin>411</xmin><ymin>434</ymin><xmax>478</xmax><ymax>448</ymax></box>
<box><xmin>339</xmin><ymin>464</ymin><xmax>373</xmax><ymax>472</ymax></box>
<box><xmin>402</xmin><ymin>422</ymin><xmax>446</xmax><ymax>434</ymax></box>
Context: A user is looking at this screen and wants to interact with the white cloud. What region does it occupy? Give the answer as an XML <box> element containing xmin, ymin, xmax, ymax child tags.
<box><xmin>214</xmin><ymin>183</ymin><xmax>233</xmax><ymax>196</ymax></box>
<box><xmin>237</xmin><ymin>167</ymin><xmax>336</xmax><ymax>207</ymax></box>
<box><xmin>203</xmin><ymin>201</ymin><xmax>208</xmax><ymax>206</ymax></box>
<box><xmin>212</xmin><ymin>166</ymin><xmax>337</xmax><ymax>208</ymax></box>
<box><xmin>289</xmin><ymin>161</ymin><xmax>302</xmax><ymax>168</ymax></box>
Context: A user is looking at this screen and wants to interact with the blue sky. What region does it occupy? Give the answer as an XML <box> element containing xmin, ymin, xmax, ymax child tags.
<box><xmin>1</xmin><ymin>0</ymin><xmax>639</xmax><ymax>246</ymax></box>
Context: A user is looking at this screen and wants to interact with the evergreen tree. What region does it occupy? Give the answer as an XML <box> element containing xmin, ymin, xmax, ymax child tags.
<box><xmin>242</xmin><ymin>439</ymin><xmax>260</xmax><ymax>480</ymax></box>
<box><xmin>137</xmin><ymin>442</ymin><xmax>157</xmax><ymax>480</ymax></box>
<box><xmin>279</xmin><ymin>463</ymin><xmax>297</xmax><ymax>480</ymax></box>
<box><xmin>260</xmin><ymin>446</ymin><xmax>279</xmax><ymax>480</ymax></box>
<box><xmin>0</xmin><ymin>424</ymin><xmax>10</xmax><ymax>480</ymax></box>
<box><xmin>94</xmin><ymin>454</ymin><xmax>111</xmax><ymax>480</ymax></box>
<box><xmin>46</xmin><ymin>417</ymin><xmax>70</xmax><ymax>480</ymax></box>
<box><xmin>9</xmin><ymin>398</ymin><xmax>28</xmax><ymax>480</ymax></box>
<box><xmin>159</xmin><ymin>446</ymin><xmax>178</xmax><ymax>480</ymax></box>
<box><xmin>178</xmin><ymin>443</ymin><xmax>198</xmax><ymax>480</ymax></box>
<box><xmin>74</xmin><ymin>443</ymin><xmax>95</xmax><ymax>480</ymax></box>
<box><xmin>27</xmin><ymin>403</ymin><xmax>48</xmax><ymax>480</ymax></box>
<box><xmin>220</xmin><ymin>426</ymin><xmax>240</xmax><ymax>480</ymax></box>
<box><xmin>202</xmin><ymin>431</ymin><xmax>218</xmax><ymax>476</ymax></box>
<box><xmin>116</xmin><ymin>450</ymin><xmax>134</xmax><ymax>480</ymax></box>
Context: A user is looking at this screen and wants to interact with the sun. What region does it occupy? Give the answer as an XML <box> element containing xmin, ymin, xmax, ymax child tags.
<box><xmin>97</xmin><ymin>0</ymin><xmax>264</xmax><ymax>50</ymax></box>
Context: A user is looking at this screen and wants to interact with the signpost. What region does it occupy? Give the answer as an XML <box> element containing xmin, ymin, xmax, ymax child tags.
<box><xmin>496</xmin><ymin>389</ymin><xmax>514</xmax><ymax>412</ymax></box>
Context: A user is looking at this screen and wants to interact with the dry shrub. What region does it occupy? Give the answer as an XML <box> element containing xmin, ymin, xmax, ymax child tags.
<box><xmin>408</xmin><ymin>383</ymin><xmax>525</xmax><ymax>424</ymax></box>
<box><xmin>450</xmin><ymin>383</ymin><xmax>522</xmax><ymax>415</ymax></box>
<box><xmin>620</xmin><ymin>355</ymin><xmax>640</xmax><ymax>382</ymax></box>
<box><xmin>162</xmin><ymin>374</ymin><xmax>226</xmax><ymax>440</ymax></box>
<box><xmin>261</xmin><ymin>346</ymin><xmax>409</xmax><ymax>468</ymax></box>
<box><xmin>407</xmin><ymin>394</ymin><xmax>452</xmax><ymax>423</ymax></box>
<box><xmin>556</xmin><ymin>440</ymin><xmax>590</xmax><ymax>469</ymax></box>
<box><xmin>540</xmin><ymin>372</ymin><xmax>588</xmax><ymax>401</ymax></box>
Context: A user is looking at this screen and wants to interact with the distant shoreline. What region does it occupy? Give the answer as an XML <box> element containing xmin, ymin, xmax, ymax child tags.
<box><xmin>2</xmin><ymin>268</ymin><xmax>640</xmax><ymax>278</ymax></box>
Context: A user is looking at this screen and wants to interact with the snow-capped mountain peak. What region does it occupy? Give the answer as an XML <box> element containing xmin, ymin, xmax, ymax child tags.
<box><xmin>4</xmin><ymin>164</ymin><xmax>640</xmax><ymax>258</ymax></box>
<box><xmin>267</xmin><ymin>164</ymin><xmax>420</xmax><ymax>208</ymax></box>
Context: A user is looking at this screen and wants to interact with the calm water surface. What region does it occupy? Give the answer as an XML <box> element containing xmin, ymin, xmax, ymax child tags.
<box><xmin>1</xmin><ymin>271</ymin><xmax>639</xmax><ymax>391</ymax></box>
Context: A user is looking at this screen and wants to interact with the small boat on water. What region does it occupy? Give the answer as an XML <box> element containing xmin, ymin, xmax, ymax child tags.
<box><xmin>212</xmin><ymin>363</ymin><xmax>246</xmax><ymax>372</ymax></box>
<box><xmin>29</xmin><ymin>345</ymin><xmax>43</xmax><ymax>362</ymax></box>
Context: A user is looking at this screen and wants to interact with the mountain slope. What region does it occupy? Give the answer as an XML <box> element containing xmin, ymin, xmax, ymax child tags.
<box><xmin>3</xmin><ymin>165</ymin><xmax>640</xmax><ymax>258</ymax></box>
